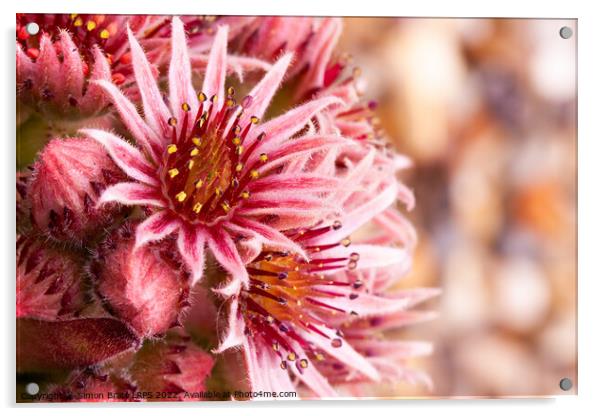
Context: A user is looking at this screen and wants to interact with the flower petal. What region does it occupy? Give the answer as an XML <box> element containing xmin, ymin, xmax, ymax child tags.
<box><xmin>207</xmin><ymin>227</ymin><xmax>248</xmax><ymax>291</ymax></box>
<box><xmin>323</xmin><ymin>183</ymin><xmax>397</xmax><ymax>243</ymax></box>
<box><xmin>301</xmin><ymin>325</ymin><xmax>380</xmax><ymax>382</ymax></box>
<box><xmin>97</xmin><ymin>182</ymin><xmax>165</xmax><ymax>208</ymax></box>
<box><xmin>134</xmin><ymin>211</ymin><xmax>180</xmax><ymax>249</ymax></box>
<box><xmin>169</xmin><ymin>17</ymin><xmax>198</xmax><ymax>126</ymax></box>
<box><xmin>239</xmin><ymin>53</ymin><xmax>292</xmax><ymax>126</ymax></box>
<box><xmin>247</xmin><ymin>96</ymin><xmax>344</xmax><ymax>163</ymax></box>
<box><xmin>128</xmin><ymin>25</ymin><xmax>172</xmax><ymax>137</ymax></box>
<box><xmin>93</xmin><ymin>80</ymin><xmax>164</xmax><ymax>160</ymax></box>
<box><xmin>201</xmin><ymin>25</ymin><xmax>228</xmax><ymax>112</ymax></box>
<box><xmin>227</xmin><ymin>217</ymin><xmax>307</xmax><ymax>260</ymax></box>
<box><xmin>213</xmin><ymin>297</ymin><xmax>245</xmax><ymax>353</ymax></box>
<box><xmin>58</xmin><ymin>31</ymin><xmax>84</xmax><ymax>98</ymax></box>
<box><xmin>177</xmin><ymin>225</ymin><xmax>207</xmax><ymax>285</ymax></box>
<box><xmin>80</xmin><ymin>128</ymin><xmax>159</xmax><ymax>186</ymax></box>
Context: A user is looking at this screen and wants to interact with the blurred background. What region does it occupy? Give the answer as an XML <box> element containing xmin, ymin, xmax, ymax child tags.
<box><xmin>338</xmin><ymin>18</ymin><xmax>576</xmax><ymax>397</ymax></box>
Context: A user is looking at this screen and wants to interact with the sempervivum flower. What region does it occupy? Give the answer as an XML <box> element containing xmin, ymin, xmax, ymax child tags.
<box><xmin>82</xmin><ymin>17</ymin><xmax>345</xmax><ymax>292</ymax></box>
<box><xmin>90</xmin><ymin>225</ymin><xmax>190</xmax><ymax>338</ymax></box>
<box><xmin>28</xmin><ymin>137</ymin><xmax>127</xmax><ymax>243</ymax></box>
<box><xmin>16</xmin><ymin>235</ymin><xmax>86</xmax><ymax>320</ymax></box>
<box><xmin>214</xmin><ymin>188</ymin><xmax>438</xmax><ymax>398</ymax></box>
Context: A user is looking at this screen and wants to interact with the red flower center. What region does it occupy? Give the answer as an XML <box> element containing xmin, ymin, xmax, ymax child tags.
<box><xmin>162</xmin><ymin>89</ymin><xmax>268</xmax><ymax>225</ymax></box>
<box><xmin>240</xmin><ymin>224</ymin><xmax>362</xmax><ymax>372</ymax></box>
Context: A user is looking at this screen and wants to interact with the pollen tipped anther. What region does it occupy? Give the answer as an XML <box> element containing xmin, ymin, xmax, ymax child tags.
<box><xmin>168</xmin><ymin>168</ymin><xmax>179</xmax><ymax>178</ymax></box>
<box><xmin>259</xmin><ymin>153</ymin><xmax>268</xmax><ymax>163</ymax></box>
<box><xmin>198</xmin><ymin>92</ymin><xmax>207</xmax><ymax>102</ymax></box>
<box><xmin>167</xmin><ymin>144</ymin><xmax>177</xmax><ymax>154</ymax></box>
<box><xmin>332</xmin><ymin>220</ymin><xmax>342</xmax><ymax>230</ymax></box>
<box><xmin>175</xmin><ymin>191</ymin><xmax>187</xmax><ymax>202</ymax></box>
<box><xmin>193</xmin><ymin>203</ymin><xmax>202</xmax><ymax>214</ymax></box>
<box><xmin>287</xmin><ymin>352</ymin><xmax>297</xmax><ymax>361</ymax></box>
<box><xmin>181</xmin><ymin>103</ymin><xmax>190</xmax><ymax>112</ymax></box>
<box><xmin>168</xmin><ymin>117</ymin><xmax>177</xmax><ymax>127</ymax></box>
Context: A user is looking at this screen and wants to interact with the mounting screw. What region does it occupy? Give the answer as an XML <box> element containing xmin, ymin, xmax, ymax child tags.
<box><xmin>559</xmin><ymin>377</ymin><xmax>573</xmax><ymax>391</ymax></box>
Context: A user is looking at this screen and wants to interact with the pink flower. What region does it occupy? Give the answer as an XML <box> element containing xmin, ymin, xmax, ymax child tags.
<box><xmin>90</xmin><ymin>225</ymin><xmax>190</xmax><ymax>338</ymax></box>
<box><xmin>82</xmin><ymin>17</ymin><xmax>345</xmax><ymax>292</ymax></box>
<box><xmin>215</xmin><ymin>186</ymin><xmax>438</xmax><ymax>398</ymax></box>
<box><xmin>28</xmin><ymin>137</ymin><xmax>126</xmax><ymax>243</ymax></box>
<box><xmin>16</xmin><ymin>235</ymin><xmax>85</xmax><ymax>320</ymax></box>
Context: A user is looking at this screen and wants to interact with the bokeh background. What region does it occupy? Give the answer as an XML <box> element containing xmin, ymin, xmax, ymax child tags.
<box><xmin>338</xmin><ymin>18</ymin><xmax>577</xmax><ymax>397</ymax></box>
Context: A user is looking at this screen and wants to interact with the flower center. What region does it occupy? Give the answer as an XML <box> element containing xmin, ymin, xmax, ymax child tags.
<box><xmin>161</xmin><ymin>89</ymin><xmax>268</xmax><ymax>225</ymax></box>
<box><xmin>241</xmin><ymin>223</ymin><xmax>362</xmax><ymax>372</ymax></box>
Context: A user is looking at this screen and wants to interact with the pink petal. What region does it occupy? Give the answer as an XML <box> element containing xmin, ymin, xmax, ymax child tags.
<box><xmin>201</xmin><ymin>25</ymin><xmax>228</xmax><ymax>112</ymax></box>
<box><xmin>80</xmin><ymin>46</ymin><xmax>112</xmax><ymax>113</ymax></box>
<box><xmin>93</xmin><ymin>80</ymin><xmax>164</xmax><ymax>160</ymax></box>
<box><xmin>207</xmin><ymin>227</ymin><xmax>248</xmax><ymax>290</ymax></box>
<box><xmin>288</xmin><ymin>341</ymin><xmax>337</xmax><ymax>398</ymax></box>
<box><xmin>127</xmin><ymin>25</ymin><xmax>171</xmax><ymax>137</ymax></box>
<box><xmin>374</xmin><ymin>208</ymin><xmax>418</xmax><ymax>250</ymax></box>
<box><xmin>313</xmin><ymin>244</ymin><xmax>411</xmax><ymax>271</ymax></box>
<box><xmin>80</xmin><ymin>128</ymin><xmax>159</xmax><ymax>186</ymax></box>
<box><xmin>239</xmin><ymin>53</ymin><xmax>292</xmax><ymax>126</ymax></box>
<box><xmin>240</xmin><ymin>196</ymin><xmax>338</xmax><ymax>218</ymax></box>
<box><xmin>169</xmin><ymin>17</ymin><xmax>198</xmax><ymax>126</ymax></box>
<box><xmin>134</xmin><ymin>210</ymin><xmax>180</xmax><ymax>249</ymax></box>
<box><xmin>247</xmin><ymin>96</ymin><xmax>344</xmax><ymax>163</ymax></box>
<box><xmin>227</xmin><ymin>217</ymin><xmax>306</xmax><ymax>260</ymax></box>
<box><xmin>249</xmin><ymin>174</ymin><xmax>340</xmax><ymax>195</ymax></box>
<box><xmin>213</xmin><ymin>297</ymin><xmax>245</xmax><ymax>353</ymax></box>
<box><xmin>352</xmin><ymin>340</ymin><xmax>433</xmax><ymax>360</ymax></box>
<box><xmin>177</xmin><ymin>225</ymin><xmax>207</xmax><ymax>285</ymax></box>
<box><xmin>324</xmin><ymin>183</ymin><xmax>398</xmax><ymax>243</ymax></box>
<box><xmin>301</xmin><ymin>325</ymin><xmax>380</xmax><ymax>382</ymax></box>
<box><xmin>37</xmin><ymin>34</ymin><xmax>62</xmax><ymax>102</ymax></box>
<box><xmin>191</xmin><ymin>54</ymin><xmax>272</xmax><ymax>82</ymax></box>
<box><xmin>311</xmin><ymin>287</ymin><xmax>413</xmax><ymax>317</ymax></box>
<box><xmin>97</xmin><ymin>182</ymin><xmax>165</xmax><ymax>208</ymax></box>
<box><xmin>258</xmin><ymin>134</ymin><xmax>348</xmax><ymax>174</ymax></box>
<box><xmin>58</xmin><ymin>31</ymin><xmax>84</xmax><ymax>98</ymax></box>
<box><xmin>295</xmin><ymin>17</ymin><xmax>342</xmax><ymax>99</ymax></box>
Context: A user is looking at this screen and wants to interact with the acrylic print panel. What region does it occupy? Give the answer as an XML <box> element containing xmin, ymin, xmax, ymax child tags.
<box><xmin>15</xmin><ymin>14</ymin><xmax>576</xmax><ymax>401</ymax></box>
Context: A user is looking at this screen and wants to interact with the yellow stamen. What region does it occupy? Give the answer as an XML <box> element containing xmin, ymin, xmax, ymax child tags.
<box><xmin>168</xmin><ymin>168</ymin><xmax>179</xmax><ymax>178</ymax></box>
<box><xmin>168</xmin><ymin>117</ymin><xmax>177</xmax><ymax>126</ymax></box>
<box><xmin>175</xmin><ymin>191</ymin><xmax>187</xmax><ymax>202</ymax></box>
<box><xmin>259</xmin><ymin>153</ymin><xmax>268</xmax><ymax>163</ymax></box>
<box><xmin>221</xmin><ymin>202</ymin><xmax>231</xmax><ymax>213</ymax></box>
<box><xmin>227</xmin><ymin>86</ymin><xmax>235</xmax><ymax>96</ymax></box>
<box><xmin>188</xmin><ymin>160</ymin><xmax>195</xmax><ymax>170</ymax></box>
<box><xmin>232</xmin><ymin>137</ymin><xmax>241</xmax><ymax>146</ymax></box>
<box><xmin>100</xmin><ymin>29</ymin><xmax>110</xmax><ymax>39</ymax></box>
<box><xmin>287</xmin><ymin>352</ymin><xmax>296</xmax><ymax>361</ymax></box>
<box><xmin>195</xmin><ymin>179</ymin><xmax>204</xmax><ymax>189</ymax></box>
<box><xmin>181</xmin><ymin>103</ymin><xmax>190</xmax><ymax>112</ymax></box>
<box><xmin>250</xmin><ymin>170</ymin><xmax>259</xmax><ymax>179</ymax></box>
<box><xmin>167</xmin><ymin>144</ymin><xmax>177</xmax><ymax>154</ymax></box>
<box><xmin>250</xmin><ymin>116</ymin><xmax>259</xmax><ymax>124</ymax></box>
<box><xmin>193</xmin><ymin>202</ymin><xmax>202</xmax><ymax>213</ymax></box>
<box><xmin>190</xmin><ymin>148</ymin><xmax>200</xmax><ymax>157</ymax></box>
<box><xmin>241</xmin><ymin>190</ymin><xmax>250</xmax><ymax>199</ymax></box>
<box><xmin>86</xmin><ymin>21</ymin><xmax>97</xmax><ymax>31</ymax></box>
<box><xmin>235</xmin><ymin>163</ymin><xmax>243</xmax><ymax>172</ymax></box>
<box><xmin>198</xmin><ymin>92</ymin><xmax>207</xmax><ymax>102</ymax></box>
<box><xmin>74</xmin><ymin>17</ymin><xmax>83</xmax><ymax>27</ymax></box>
<box><xmin>192</xmin><ymin>137</ymin><xmax>201</xmax><ymax>146</ymax></box>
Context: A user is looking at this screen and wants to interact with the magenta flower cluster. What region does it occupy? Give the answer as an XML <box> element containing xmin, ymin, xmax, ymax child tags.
<box><xmin>16</xmin><ymin>14</ymin><xmax>437</xmax><ymax>400</ymax></box>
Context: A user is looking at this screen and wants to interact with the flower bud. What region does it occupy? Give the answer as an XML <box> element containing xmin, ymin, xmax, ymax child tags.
<box><xmin>16</xmin><ymin>235</ymin><xmax>86</xmax><ymax>320</ymax></box>
<box><xmin>90</xmin><ymin>225</ymin><xmax>190</xmax><ymax>337</ymax></box>
<box><xmin>28</xmin><ymin>137</ymin><xmax>126</xmax><ymax>243</ymax></box>
<box><xmin>129</xmin><ymin>335</ymin><xmax>214</xmax><ymax>401</ymax></box>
